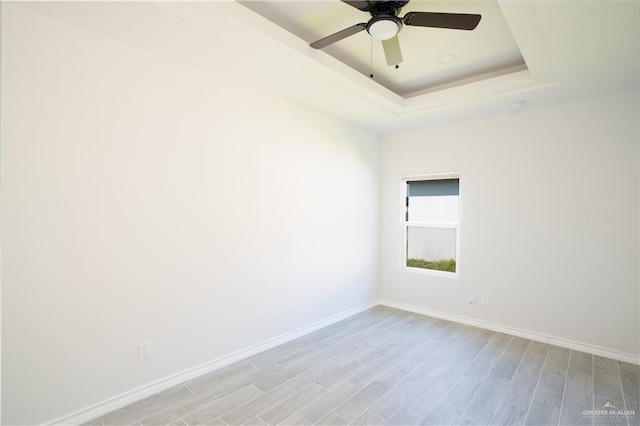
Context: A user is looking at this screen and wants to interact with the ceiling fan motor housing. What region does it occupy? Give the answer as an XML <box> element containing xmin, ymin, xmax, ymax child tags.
<box><xmin>372</xmin><ymin>1</ymin><xmax>408</xmax><ymax>15</ymax></box>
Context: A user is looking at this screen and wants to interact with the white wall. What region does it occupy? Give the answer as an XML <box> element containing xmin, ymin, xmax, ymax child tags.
<box><xmin>1</xmin><ymin>5</ymin><xmax>379</xmax><ymax>424</ymax></box>
<box><xmin>380</xmin><ymin>90</ymin><xmax>640</xmax><ymax>358</ymax></box>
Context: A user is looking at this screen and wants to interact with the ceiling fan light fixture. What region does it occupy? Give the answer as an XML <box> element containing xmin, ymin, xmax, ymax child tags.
<box><xmin>367</xmin><ymin>17</ymin><xmax>401</xmax><ymax>40</ymax></box>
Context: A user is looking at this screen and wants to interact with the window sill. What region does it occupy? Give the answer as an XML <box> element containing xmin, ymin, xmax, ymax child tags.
<box><xmin>403</xmin><ymin>266</ymin><xmax>460</xmax><ymax>279</ymax></box>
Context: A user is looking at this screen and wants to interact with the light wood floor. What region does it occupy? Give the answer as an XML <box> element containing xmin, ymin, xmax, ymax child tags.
<box><xmin>87</xmin><ymin>306</ymin><xmax>640</xmax><ymax>426</ymax></box>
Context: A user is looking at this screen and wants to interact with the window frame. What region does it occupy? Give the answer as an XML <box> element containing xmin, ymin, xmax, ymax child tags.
<box><xmin>400</xmin><ymin>172</ymin><xmax>461</xmax><ymax>279</ymax></box>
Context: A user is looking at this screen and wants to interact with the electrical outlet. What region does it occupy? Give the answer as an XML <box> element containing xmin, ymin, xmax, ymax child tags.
<box><xmin>467</xmin><ymin>295</ymin><xmax>476</xmax><ymax>304</ymax></box>
<box><xmin>481</xmin><ymin>295</ymin><xmax>489</xmax><ymax>305</ymax></box>
<box><xmin>138</xmin><ymin>342</ymin><xmax>151</xmax><ymax>360</ymax></box>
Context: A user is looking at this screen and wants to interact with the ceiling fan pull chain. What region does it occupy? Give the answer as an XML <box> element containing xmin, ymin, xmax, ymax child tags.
<box><xmin>369</xmin><ymin>36</ymin><xmax>374</xmax><ymax>79</ymax></box>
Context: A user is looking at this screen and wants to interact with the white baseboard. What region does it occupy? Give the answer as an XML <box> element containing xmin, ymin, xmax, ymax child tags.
<box><xmin>378</xmin><ymin>298</ymin><xmax>640</xmax><ymax>365</ymax></box>
<box><xmin>47</xmin><ymin>297</ymin><xmax>638</xmax><ymax>425</ymax></box>
<box><xmin>46</xmin><ymin>300</ymin><xmax>377</xmax><ymax>426</ymax></box>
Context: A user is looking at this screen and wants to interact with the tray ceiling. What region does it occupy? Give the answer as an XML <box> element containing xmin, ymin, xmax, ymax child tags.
<box><xmin>17</xmin><ymin>1</ymin><xmax>640</xmax><ymax>132</ymax></box>
<box><xmin>240</xmin><ymin>1</ymin><xmax>527</xmax><ymax>98</ymax></box>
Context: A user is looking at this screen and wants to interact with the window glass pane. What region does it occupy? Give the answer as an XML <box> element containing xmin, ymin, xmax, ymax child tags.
<box><xmin>406</xmin><ymin>226</ymin><xmax>457</xmax><ymax>272</ymax></box>
<box><xmin>407</xmin><ymin>179</ymin><xmax>459</xmax><ymax>197</ymax></box>
<box><xmin>407</xmin><ymin>195</ymin><xmax>458</xmax><ymax>223</ymax></box>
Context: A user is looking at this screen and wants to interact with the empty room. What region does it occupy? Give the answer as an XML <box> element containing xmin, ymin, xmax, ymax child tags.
<box><xmin>1</xmin><ymin>1</ymin><xmax>639</xmax><ymax>425</ymax></box>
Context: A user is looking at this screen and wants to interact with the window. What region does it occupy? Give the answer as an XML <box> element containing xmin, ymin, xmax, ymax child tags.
<box><xmin>403</xmin><ymin>175</ymin><xmax>460</xmax><ymax>276</ymax></box>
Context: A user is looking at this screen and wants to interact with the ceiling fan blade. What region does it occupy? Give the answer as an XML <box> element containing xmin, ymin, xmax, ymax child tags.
<box><xmin>310</xmin><ymin>23</ymin><xmax>366</xmax><ymax>49</ymax></box>
<box><xmin>341</xmin><ymin>0</ymin><xmax>371</xmax><ymax>12</ymax></box>
<box><xmin>403</xmin><ymin>12</ymin><xmax>481</xmax><ymax>30</ymax></box>
<box><xmin>382</xmin><ymin>35</ymin><xmax>403</xmax><ymax>66</ymax></box>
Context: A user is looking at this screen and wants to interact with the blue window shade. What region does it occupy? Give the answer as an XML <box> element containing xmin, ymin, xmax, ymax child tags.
<box><xmin>407</xmin><ymin>179</ymin><xmax>459</xmax><ymax>197</ymax></box>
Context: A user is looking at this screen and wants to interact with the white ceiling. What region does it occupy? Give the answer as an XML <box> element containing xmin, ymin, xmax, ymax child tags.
<box><xmin>18</xmin><ymin>1</ymin><xmax>640</xmax><ymax>133</ymax></box>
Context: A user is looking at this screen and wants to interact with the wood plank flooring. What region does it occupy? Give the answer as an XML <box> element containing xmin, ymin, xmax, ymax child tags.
<box><xmin>86</xmin><ymin>306</ymin><xmax>640</xmax><ymax>426</ymax></box>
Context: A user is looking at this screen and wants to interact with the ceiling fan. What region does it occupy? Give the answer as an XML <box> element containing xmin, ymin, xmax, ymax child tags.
<box><xmin>310</xmin><ymin>1</ymin><xmax>481</xmax><ymax>67</ymax></box>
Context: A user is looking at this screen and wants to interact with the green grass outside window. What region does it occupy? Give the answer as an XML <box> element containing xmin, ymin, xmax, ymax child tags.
<box><xmin>406</xmin><ymin>258</ymin><xmax>456</xmax><ymax>272</ymax></box>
